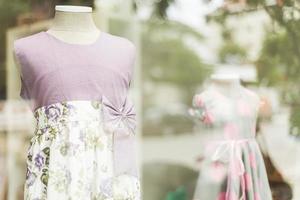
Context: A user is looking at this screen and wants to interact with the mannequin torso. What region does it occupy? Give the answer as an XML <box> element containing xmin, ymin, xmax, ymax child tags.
<box><xmin>190</xmin><ymin>72</ymin><xmax>261</xmax><ymax>140</ymax></box>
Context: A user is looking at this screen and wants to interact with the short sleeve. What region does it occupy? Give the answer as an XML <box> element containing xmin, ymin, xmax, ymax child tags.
<box><xmin>189</xmin><ymin>92</ymin><xmax>215</xmax><ymax>126</ymax></box>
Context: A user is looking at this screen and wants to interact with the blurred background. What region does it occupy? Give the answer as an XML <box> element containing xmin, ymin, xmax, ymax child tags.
<box><xmin>0</xmin><ymin>0</ymin><xmax>300</xmax><ymax>200</ymax></box>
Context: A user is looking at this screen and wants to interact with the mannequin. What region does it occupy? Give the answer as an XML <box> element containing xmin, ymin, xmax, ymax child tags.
<box><xmin>190</xmin><ymin>72</ymin><xmax>272</xmax><ymax>200</ymax></box>
<box><xmin>46</xmin><ymin>5</ymin><xmax>101</xmax><ymax>45</ymax></box>
<box><xmin>14</xmin><ymin>5</ymin><xmax>141</xmax><ymax>199</ymax></box>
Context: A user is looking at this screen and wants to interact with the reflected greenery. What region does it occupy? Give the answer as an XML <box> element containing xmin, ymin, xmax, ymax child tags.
<box><xmin>142</xmin><ymin>19</ymin><xmax>211</xmax><ymax>136</ymax></box>
<box><xmin>218</xmin><ymin>27</ymin><xmax>247</xmax><ymax>63</ymax></box>
<box><xmin>205</xmin><ymin>0</ymin><xmax>300</xmax><ymax>137</ymax></box>
<box><xmin>152</xmin><ymin>0</ymin><xmax>176</xmax><ymax>19</ymax></box>
<box><xmin>0</xmin><ymin>0</ymin><xmax>29</xmax><ymax>98</ymax></box>
<box><xmin>143</xmin><ymin>163</ymin><xmax>197</xmax><ymax>200</ymax></box>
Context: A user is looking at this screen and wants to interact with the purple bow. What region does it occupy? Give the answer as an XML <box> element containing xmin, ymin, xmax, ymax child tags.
<box><xmin>101</xmin><ymin>95</ymin><xmax>139</xmax><ymax>177</ymax></box>
<box><xmin>102</xmin><ymin>95</ymin><xmax>137</xmax><ymax>137</ymax></box>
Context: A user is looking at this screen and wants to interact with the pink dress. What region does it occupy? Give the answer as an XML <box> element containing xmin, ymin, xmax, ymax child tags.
<box><xmin>189</xmin><ymin>82</ymin><xmax>272</xmax><ymax>200</ymax></box>
<box><xmin>14</xmin><ymin>31</ymin><xmax>140</xmax><ymax>199</ymax></box>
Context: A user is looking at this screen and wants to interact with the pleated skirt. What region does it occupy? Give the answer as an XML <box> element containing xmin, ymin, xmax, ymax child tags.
<box><xmin>193</xmin><ymin>138</ymin><xmax>272</xmax><ymax>200</ymax></box>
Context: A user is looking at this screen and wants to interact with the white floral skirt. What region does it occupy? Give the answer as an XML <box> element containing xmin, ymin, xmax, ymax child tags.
<box><xmin>24</xmin><ymin>100</ymin><xmax>140</xmax><ymax>200</ymax></box>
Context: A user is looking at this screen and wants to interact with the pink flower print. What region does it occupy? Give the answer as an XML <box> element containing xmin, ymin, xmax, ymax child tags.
<box><xmin>231</xmin><ymin>159</ymin><xmax>244</xmax><ymax>178</ymax></box>
<box><xmin>254</xmin><ymin>192</ymin><xmax>261</xmax><ymax>200</ymax></box>
<box><xmin>237</xmin><ymin>99</ymin><xmax>251</xmax><ymax>117</ymax></box>
<box><xmin>193</xmin><ymin>94</ymin><xmax>204</xmax><ymax>107</ymax></box>
<box><xmin>244</xmin><ymin>173</ymin><xmax>253</xmax><ymax>191</ymax></box>
<box><xmin>216</xmin><ymin>192</ymin><xmax>226</xmax><ymax>200</ymax></box>
<box><xmin>224</xmin><ymin>123</ymin><xmax>239</xmax><ymax>139</ymax></box>
<box><xmin>202</xmin><ymin>110</ymin><xmax>214</xmax><ymax>124</ymax></box>
<box><xmin>210</xmin><ymin>161</ymin><xmax>227</xmax><ymax>182</ymax></box>
<box><xmin>249</xmin><ymin>152</ymin><xmax>257</xmax><ymax>169</ymax></box>
<box><xmin>217</xmin><ymin>191</ymin><xmax>238</xmax><ymax>200</ymax></box>
<box><xmin>228</xmin><ymin>191</ymin><xmax>239</xmax><ymax>200</ymax></box>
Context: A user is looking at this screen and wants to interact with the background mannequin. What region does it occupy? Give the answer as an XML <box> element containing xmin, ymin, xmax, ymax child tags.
<box><xmin>46</xmin><ymin>5</ymin><xmax>101</xmax><ymax>44</ymax></box>
<box><xmin>190</xmin><ymin>72</ymin><xmax>272</xmax><ymax>200</ymax></box>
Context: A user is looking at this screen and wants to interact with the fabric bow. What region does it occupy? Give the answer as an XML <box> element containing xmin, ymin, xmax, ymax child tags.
<box><xmin>102</xmin><ymin>95</ymin><xmax>137</xmax><ymax>138</ymax></box>
<box><xmin>101</xmin><ymin>95</ymin><xmax>139</xmax><ymax>177</ymax></box>
<box><xmin>212</xmin><ymin>139</ymin><xmax>249</xmax><ymax>200</ymax></box>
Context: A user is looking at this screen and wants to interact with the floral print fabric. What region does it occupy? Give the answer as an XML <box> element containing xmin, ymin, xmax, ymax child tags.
<box><xmin>24</xmin><ymin>100</ymin><xmax>140</xmax><ymax>200</ymax></box>
<box><xmin>189</xmin><ymin>84</ymin><xmax>272</xmax><ymax>200</ymax></box>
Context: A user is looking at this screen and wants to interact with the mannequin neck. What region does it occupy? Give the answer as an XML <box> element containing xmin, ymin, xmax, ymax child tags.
<box><xmin>49</xmin><ymin>11</ymin><xmax>99</xmax><ymax>32</ymax></box>
<box><xmin>211</xmin><ymin>78</ymin><xmax>240</xmax><ymax>87</ymax></box>
<box><xmin>46</xmin><ymin>6</ymin><xmax>101</xmax><ymax>44</ymax></box>
<box><xmin>209</xmin><ymin>74</ymin><xmax>241</xmax><ymax>96</ymax></box>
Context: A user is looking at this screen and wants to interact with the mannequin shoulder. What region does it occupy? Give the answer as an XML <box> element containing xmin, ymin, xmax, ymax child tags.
<box><xmin>14</xmin><ymin>32</ymin><xmax>44</xmax><ymax>48</ymax></box>
<box><xmin>104</xmin><ymin>32</ymin><xmax>136</xmax><ymax>55</ymax></box>
<box><xmin>13</xmin><ymin>32</ymin><xmax>44</xmax><ymax>56</ymax></box>
<box><xmin>244</xmin><ymin>87</ymin><xmax>259</xmax><ymax>97</ymax></box>
<box><xmin>242</xmin><ymin>87</ymin><xmax>260</xmax><ymax>104</ymax></box>
<box><xmin>192</xmin><ymin>89</ymin><xmax>213</xmax><ymax>106</ymax></box>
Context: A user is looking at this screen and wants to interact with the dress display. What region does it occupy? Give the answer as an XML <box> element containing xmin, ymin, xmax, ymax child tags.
<box><xmin>189</xmin><ymin>80</ymin><xmax>272</xmax><ymax>200</ymax></box>
<box><xmin>14</xmin><ymin>31</ymin><xmax>140</xmax><ymax>200</ymax></box>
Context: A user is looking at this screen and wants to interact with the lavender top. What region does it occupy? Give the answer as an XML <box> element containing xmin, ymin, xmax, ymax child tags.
<box><xmin>14</xmin><ymin>31</ymin><xmax>139</xmax><ymax>178</ymax></box>
<box><xmin>13</xmin><ymin>31</ymin><xmax>136</xmax><ymax>112</ymax></box>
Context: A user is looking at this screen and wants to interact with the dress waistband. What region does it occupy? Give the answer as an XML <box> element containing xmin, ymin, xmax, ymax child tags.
<box><xmin>33</xmin><ymin>100</ymin><xmax>103</xmax><ymax>129</ymax></box>
<box><xmin>210</xmin><ymin>138</ymin><xmax>256</xmax><ymax>143</ymax></box>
